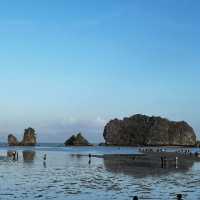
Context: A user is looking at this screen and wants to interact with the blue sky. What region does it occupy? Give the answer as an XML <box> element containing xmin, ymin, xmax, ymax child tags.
<box><xmin>0</xmin><ymin>0</ymin><xmax>199</xmax><ymax>142</ymax></box>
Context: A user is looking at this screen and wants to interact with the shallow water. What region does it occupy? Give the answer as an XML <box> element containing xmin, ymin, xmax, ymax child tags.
<box><xmin>0</xmin><ymin>146</ymin><xmax>200</xmax><ymax>200</ymax></box>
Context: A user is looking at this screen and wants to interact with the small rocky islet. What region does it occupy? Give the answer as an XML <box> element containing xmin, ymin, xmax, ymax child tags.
<box><xmin>64</xmin><ymin>133</ymin><xmax>92</xmax><ymax>146</ymax></box>
<box><xmin>8</xmin><ymin>127</ymin><xmax>37</xmax><ymax>146</ymax></box>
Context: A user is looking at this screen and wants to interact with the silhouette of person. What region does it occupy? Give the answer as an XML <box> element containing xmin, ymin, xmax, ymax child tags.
<box><xmin>43</xmin><ymin>154</ymin><xmax>47</xmax><ymax>161</ymax></box>
<box><xmin>12</xmin><ymin>151</ymin><xmax>16</xmax><ymax>161</ymax></box>
<box><xmin>176</xmin><ymin>194</ymin><xmax>182</xmax><ymax>200</ymax></box>
<box><xmin>88</xmin><ymin>154</ymin><xmax>92</xmax><ymax>165</ymax></box>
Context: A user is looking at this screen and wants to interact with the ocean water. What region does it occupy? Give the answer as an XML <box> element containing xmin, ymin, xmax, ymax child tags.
<box><xmin>0</xmin><ymin>146</ymin><xmax>200</xmax><ymax>200</ymax></box>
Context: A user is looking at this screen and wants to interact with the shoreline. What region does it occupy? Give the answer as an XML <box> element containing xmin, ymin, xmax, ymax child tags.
<box><xmin>1</xmin><ymin>144</ymin><xmax>200</xmax><ymax>147</ymax></box>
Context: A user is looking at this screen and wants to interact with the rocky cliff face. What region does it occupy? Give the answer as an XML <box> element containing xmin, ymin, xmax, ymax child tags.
<box><xmin>20</xmin><ymin>128</ymin><xmax>37</xmax><ymax>146</ymax></box>
<box><xmin>8</xmin><ymin>127</ymin><xmax>37</xmax><ymax>146</ymax></box>
<box><xmin>64</xmin><ymin>133</ymin><xmax>91</xmax><ymax>146</ymax></box>
<box><xmin>103</xmin><ymin>114</ymin><xmax>196</xmax><ymax>146</ymax></box>
<box><xmin>8</xmin><ymin>134</ymin><xmax>19</xmax><ymax>146</ymax></box>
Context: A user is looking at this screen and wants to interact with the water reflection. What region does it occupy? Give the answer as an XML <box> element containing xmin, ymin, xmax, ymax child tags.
<box><xmin>1</xmin><ymin>149</ymin><xmax>200</xmax><ymax>199</ymax></box>
<box><xmin>7</xmin><ymin>151</ymin><xmax>19</xmax><ymax>161</ymax></box>
<box><xmin>70</xmin><ymin>154</ymin><xmax>84</xmax><ymax>160</ymax></box>
<box><xmin>7</xmin><ymin>151</ymin><xmax>14</xmax><ymax>158</ymax></box>
<box><xmin>43</xmin><ymin>161</ymin><xmax>47</xmax><ymax>168</ymax></box>
<box><xmin>7</xmin><ymin>150</ymin><xmax>36</xmax><ymax>163</ymax></box>
<box><xmin>103</xmin><ymin>155</ymin><xmax>198</xmax><ymax>178</ymax></box>
<box><xmin>23</xmin><ymin>151</ymin><xmax>35</xmax><ymax>162</ymax></box>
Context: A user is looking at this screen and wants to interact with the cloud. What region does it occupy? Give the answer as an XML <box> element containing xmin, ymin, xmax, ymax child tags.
<box><xmin>0</xmin><ymin>116</ymin><xmax>107</xmax><ymax>143</ymax></box>
<box><xmin>36</xmin><ymin>117</ymin><xmax>106</xmax><ymax>143</ymax></box>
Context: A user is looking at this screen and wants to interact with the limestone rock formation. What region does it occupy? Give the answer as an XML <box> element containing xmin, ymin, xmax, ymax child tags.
<box><xmin>64</xmin><ymin>133</ymin><xmax>91</xmax><ymax>146</ymax></box>
<box><xmin>8</xmin><ymin>134</ymin><xmax>19</xmax><ymax>146</ymax></box>
<box><xmin>20</xmin><ymin>128</ymin><xmax>37</xmax><ymax>146</ymax></box>
<box><xmin>103</xmin><ymin>114</ymin><xmax>196</xmax><ymax>146</ymax></box>
<box><xmin>8</xmin><ymin>127</ymin><xmax>37</xmax><ymax>146</ymax></box>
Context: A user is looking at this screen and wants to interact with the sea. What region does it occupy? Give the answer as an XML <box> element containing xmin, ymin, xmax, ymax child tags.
<box><xmin>0</xmin><ymin>144</ymin><xmax>200</xmax><ymax>200</ymax></box>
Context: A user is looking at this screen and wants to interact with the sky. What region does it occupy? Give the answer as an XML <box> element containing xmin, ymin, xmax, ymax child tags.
<box><xmin>0</xmin><ymin>0</ymin><xmax>199</xmax><ymax>143</ymax></box>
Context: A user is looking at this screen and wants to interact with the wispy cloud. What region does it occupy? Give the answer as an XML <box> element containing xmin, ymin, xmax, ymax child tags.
<box><xmin>37</xmin><ymin>117</ymin><xmax>106</xmax><ymax>143</ymax></box>
<box><xmin>0</xmin><ymin>117</ymin><xmax>107</xmax><ymax>143</ymax></box>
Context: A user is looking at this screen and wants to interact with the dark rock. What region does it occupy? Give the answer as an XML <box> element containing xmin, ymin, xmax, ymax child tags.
<box><xmin>8</xmin><ymin>134</ymin><xmax>19</xmax><ymax>146</ymax></box>
<box><xmin>64</xmin><ymin>133</ymin><xmax>91</xmax><ymax>146</ymax></box>
<box><xmin>196</xmin><ymin>140</ymin><xmax>200</xmax><ymax>147</ymax></box>
<box><xmin>103</xmin><ymin>114</ymin><xmax>196</xmax><ymax>146</ymax></box>
<box><xmin>8</xmin><ymin>127</ymin><xmax>37</xmax><ymax>146</ymax></box>
<box><xmin>20</xmin><ymin>127</ymin><xmax>37</xmax><ymax>146</ymax></box>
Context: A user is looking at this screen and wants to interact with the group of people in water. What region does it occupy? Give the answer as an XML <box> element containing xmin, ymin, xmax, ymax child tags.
<box><xmin>6</xmin><ymin>151</ymin><xmax>47</xmax><ymax>163</ymax></box>
<box><xmin>133</xmin><ymin>193</ymin><xmax>183</xmax><ymax>200</ymax></box>
<box><xmin>137</xmin><ymin>147</ymin><xmax>200</xmax><ymax>170</ymax></box>
<box><xmin>138</xmin><ymin>147</ymin><xmax>196</xmax><ymax>156</ymax></box>
<box><xmin>7</xmin><ymin>151</ymin><xmax>94</xmax><ymax>167</ymax></box>
<box><xmin>176</xmin><ymin>149</ymin><xmax>193</xmax><ymax>156</ymax></box>
<box><xmin>138</xmin><ymin>148</ymin><xmax>167</xmax><ymax>153</ymax></box>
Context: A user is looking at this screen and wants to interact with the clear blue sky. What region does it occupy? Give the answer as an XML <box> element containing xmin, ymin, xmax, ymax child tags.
<box><xmin>0</xmin><ymin>0</ymin><xmax>199</xmax><ymax>142</ymax></box>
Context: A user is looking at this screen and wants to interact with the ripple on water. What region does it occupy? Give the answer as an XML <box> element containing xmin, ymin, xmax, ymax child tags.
<box><xmin>0</xmin><ymin>148</ymin><xmax>200</xmax><ymax>200</ymax></box>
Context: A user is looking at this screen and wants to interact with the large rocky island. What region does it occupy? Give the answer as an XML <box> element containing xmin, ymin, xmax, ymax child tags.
<box><xmin>103</xmin><ymin>114</ymin><xmax>196</xmax><ymax>146</ymax></box>
<box><xmin>8</xmin><ymin>127</ymin><xmax>37</xmax><ymax>146</ymax></box>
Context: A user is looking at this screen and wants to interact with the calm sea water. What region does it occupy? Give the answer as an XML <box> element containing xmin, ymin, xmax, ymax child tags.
<box><xmin>0</xmin><ymin>146</ymin><xmax>200</xmax><ymax>200</ymax></box>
